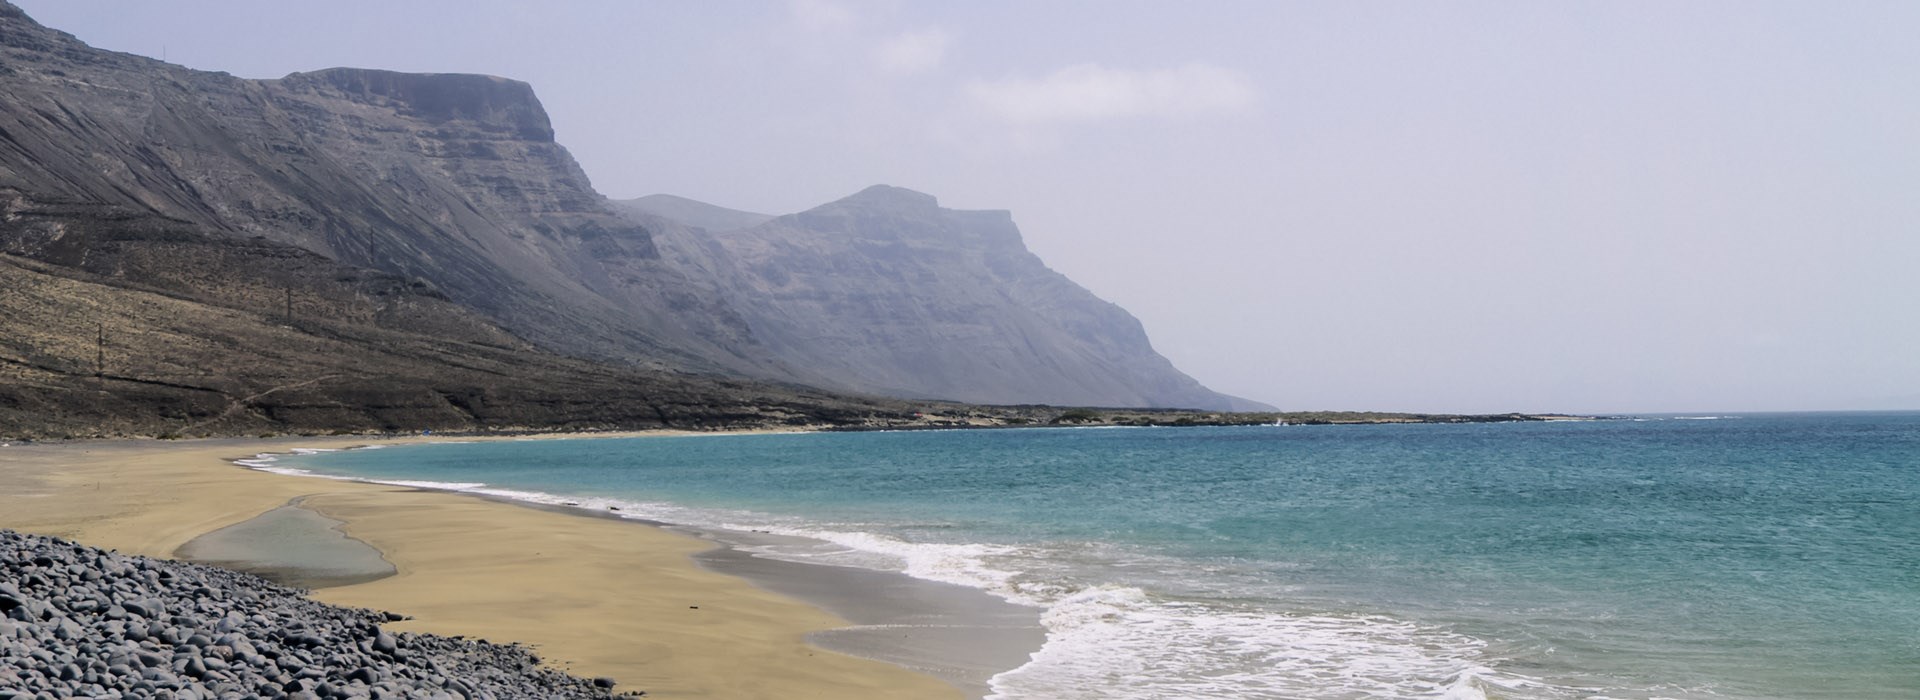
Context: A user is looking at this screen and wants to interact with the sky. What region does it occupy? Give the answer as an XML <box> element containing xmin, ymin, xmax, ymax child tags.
<box><xmin>19</xmin><ymin>0</ymin><xmax>1919</xmax><ymax>413</ymax></box>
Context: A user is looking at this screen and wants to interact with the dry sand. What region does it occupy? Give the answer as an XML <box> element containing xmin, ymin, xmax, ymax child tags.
<box><xmin>0</xmin><ymin>435</ymin><xmax>964</xmax><ymax>700</ymax></box>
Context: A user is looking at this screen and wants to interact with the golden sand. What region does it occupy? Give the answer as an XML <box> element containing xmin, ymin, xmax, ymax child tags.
<box><xmin>0</xmin><ymin>436</ymin><xmax>962</xmax><ymax>700</ymax></box>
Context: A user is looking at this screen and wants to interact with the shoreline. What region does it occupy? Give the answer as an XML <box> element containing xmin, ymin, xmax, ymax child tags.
<box><xmin>237</xmin><ymin>441</ymin><xmax>1047</xmax><ymax>697</ymax></box>
<box><xmin>0</xmin><ymin>432</ymin><xmax>1011</xmax><ymax>699</ymax></box>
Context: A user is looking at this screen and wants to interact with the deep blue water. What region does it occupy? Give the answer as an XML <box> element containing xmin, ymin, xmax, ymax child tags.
<box><xmin>273</xmin><ymin>413</ymin><xmax>1920</xmax><ymax>699</ymax></box>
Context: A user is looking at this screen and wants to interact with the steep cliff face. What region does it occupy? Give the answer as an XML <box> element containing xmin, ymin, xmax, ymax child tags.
<box><xmin>626</xmin><ymin>186</ymin><xmax>1268</xmax><ymax>410</ymax></box>
<box><xmin>0</xmin><ymin>2</ymin><xmax>904</xmax><ymax>437</ymax></box>
<box><xmin>0</xmin><ymin>1</ymin><xmax>1261</xmax><ymax>414</ymax></box>
<box><xmin>0</xmin><ymin>7</ymin><xmax>767</xmax><ymax>374</ymax></box>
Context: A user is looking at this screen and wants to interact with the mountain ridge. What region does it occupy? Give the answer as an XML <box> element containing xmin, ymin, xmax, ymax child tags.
<box><xmin>0</xmin><ymin>4</ymin><xmax>781</xmax><ymax>377</ymax></box>
<box><xmin>0</xmin><ymin>0</ymin><xmax>1269</xmax><ymax>423</ymax></box>
<box><xmin>624</xmin><ymin>186</ymin><xmax>1273</xmax><ymax>411</ymax></box>
<box><xmin>622</xmin><ymin>194</ymin><xmax>774</xmax><ymax>233</ymax></box>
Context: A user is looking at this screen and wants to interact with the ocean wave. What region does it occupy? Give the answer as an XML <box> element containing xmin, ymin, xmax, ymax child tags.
<box><xmin>982</xmin><ymin>585</ymin><xmax>1585</xmax><ymax>700</ymax></box>
<box><xmin>234</xmin><ymin>452</ymin><xmax>357</xmax><ymax>481</ymax></box>
<box><xmin>375</xmin><ymin>479</ymin><xmax>492</xmax><ymax>491</ymax></box>
<box><xmin>697</xmin><ymin>524</ymin><xmax>1603</xmax><ymax>699</ymax></box>
<box><xmin>726</xmin><ymin>526</ymin><xmax>1028</xmax><ymax>594</ymax></box>
<box><xmin>238</xmin><ymin>456</ymin><xmax>754</xmax><ymax>532</ymax></box>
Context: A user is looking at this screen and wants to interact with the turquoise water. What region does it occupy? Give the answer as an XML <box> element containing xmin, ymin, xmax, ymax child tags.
<box><xmin>270</xmin><ymin>413</ymin><xmax>1920</xmax><ymax>699</ymax></box>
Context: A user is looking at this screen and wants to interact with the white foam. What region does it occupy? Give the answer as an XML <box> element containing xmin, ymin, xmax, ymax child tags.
<box><xmin>727</xmin><ymin>525</ymin><xmax>1029</xmax><ymax>594</ymax></box>
<box><xmin>699</xmin><ymin>523</ymin><xmax>1611</xmax><ymax>699</ymax></box>
<box><xmin>238</xmin><ymin>449</ymin><xmax>1033</xmax><ymax>597</ymax></box>
<box><xmin>984</xmin><ymin>586</ymin><xmax>1541</xmax><ymax>699</ymax></box>
<box><xmin>375</xmin><ymin>479</ymin><xmax>490</xmax><ymax>490</ymax></box>
<box><xmin>256</xmin><ymin>467</ymin><xmax>360</xmax><ymax>481</ymax></box>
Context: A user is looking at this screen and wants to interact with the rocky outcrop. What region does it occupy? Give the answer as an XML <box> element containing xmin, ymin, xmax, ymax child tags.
<box><xmin>628</xmin><ymin>186</ymin><xmax>1270</xmax><ymax>410</ymax></box>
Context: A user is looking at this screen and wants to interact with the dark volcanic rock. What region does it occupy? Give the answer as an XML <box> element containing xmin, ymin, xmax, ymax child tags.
<box><xmin>0</xmin><ymin>529</ymin><xmax>616</xmax><ymax>699</ymax></box>
<box><xmin>624</xmin><ymin>186</ymin><xmax>1272</xmax><ymax>410</ymax></box>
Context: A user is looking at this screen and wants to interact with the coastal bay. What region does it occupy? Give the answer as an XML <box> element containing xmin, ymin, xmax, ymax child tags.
<box><xmin>264</xmin><ymin>418</ymin><xmax>1920</xmax><ymax>699</ymax></box>
<box><xmin>0</xmin><ymin>2</ymin><xmax>1904</xmax><ymax>698</ymax></box>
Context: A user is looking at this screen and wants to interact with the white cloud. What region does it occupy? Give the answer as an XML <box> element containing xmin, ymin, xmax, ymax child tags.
<box><xmin>875</xmin><ymin>28</ymin><xmax>951</xmax><ymax>75</ymax></box>
<box><xmin>967</xmin><ymin>62</ymin><xmax>1256</xmax><ymax>124</ymax></box>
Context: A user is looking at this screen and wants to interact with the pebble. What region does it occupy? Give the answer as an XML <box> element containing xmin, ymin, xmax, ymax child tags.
<box><xmin>0</xmin><ymin>530</ymin><xmax>626</xmax><ymax>699</ymax></box>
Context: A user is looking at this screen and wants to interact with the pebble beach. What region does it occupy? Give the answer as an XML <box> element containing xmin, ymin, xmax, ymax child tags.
<box><xmin>0</xmin><ymin>436</ymin><xmax>963</xmax><ymax>700</ymax></box>
<box><xmin>0</xmin><ymin>529</ymin><xmax>620</xmax><ymax>699</ymax></box>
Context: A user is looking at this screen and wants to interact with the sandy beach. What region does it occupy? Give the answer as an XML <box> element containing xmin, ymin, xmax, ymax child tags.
<box><xmin>0</xmin><ymin>434</ymin><xmax>972</xmax><ymax>699</ymax></box>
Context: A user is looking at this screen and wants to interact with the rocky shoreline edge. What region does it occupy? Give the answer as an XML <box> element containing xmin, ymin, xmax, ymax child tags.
<box><xmin>0</xmin><ymin>530</ymin><xmax>631</xmax><ymax>699</ymax></box>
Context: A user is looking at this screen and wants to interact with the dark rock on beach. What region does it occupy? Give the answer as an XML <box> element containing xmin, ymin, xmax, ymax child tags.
<box><xmin>0</xmin><ymin>529</ymin><xmax>619</xmax><ymax>699</ymax></box>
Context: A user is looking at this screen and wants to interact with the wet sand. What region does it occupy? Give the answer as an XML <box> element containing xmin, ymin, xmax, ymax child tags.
<box><xmin>692</xmin><ymin>530</ymin><xmax>1044</xmax><ymax>697</ymax></box>
<box><xmin>0</xmin><ymin>435</ymin><xmax>996</xmax><ymax>699</ymax></box>
<box><xmin>176</xmin><ymin>499</ymin><xmax>396</xmax><ymax>588</ymax></box>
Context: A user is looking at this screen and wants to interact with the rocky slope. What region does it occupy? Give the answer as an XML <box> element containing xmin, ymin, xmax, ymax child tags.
<box><xmin>0</xmin><ymin>3</ymin><xmax>767</xmax><ymax>375</ymax></box>
<box><xmin>0</xmin><ymin>4</ymin><xmax>940</xmax><ymax>440</ymax></box>
<box><xmin>623</xmin><ymin>186</ymin><xmax>1270</xmax><ymax>410</ymax></box>
<box><xmin>0</xmin><ymin>248</ymin><xmax>927</xmax><ymax>439</ymax></box>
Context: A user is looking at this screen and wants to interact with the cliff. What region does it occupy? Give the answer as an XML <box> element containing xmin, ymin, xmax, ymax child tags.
<box><xmin>0</xmin><ymin>4</ymin><xmax>912</xmax><ymax>437</ymax></box>
<box><xmin>626</xmin><ymin>186</ymin><xmax>1270</xmax><ymax>410</ymax></box>
<box><xmin>0</xmin><ymin>6</ymin><xmax>767</xmax><ymax>374</ymax></box>
<box><xmin>0</xmin><ymin>1</ymin><xmax>1265</xmax><ymax>424</ymax></box>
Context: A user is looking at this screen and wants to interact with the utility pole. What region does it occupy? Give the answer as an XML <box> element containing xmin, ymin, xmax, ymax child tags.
<box><xmin>285</xmin><ymin>288</ymin><xmax>294</xmax><ymax>325</ymax></box>
<box><xmin>95</xmin><ymin>322</ymin><xmax>104</xmax><ymax>385</ymax></box>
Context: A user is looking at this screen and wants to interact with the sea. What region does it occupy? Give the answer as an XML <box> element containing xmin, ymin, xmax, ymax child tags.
<box><xmin>261</xmin><ymin>412</ymin><xmax>1918</xmax><ymax>699</ymax></box>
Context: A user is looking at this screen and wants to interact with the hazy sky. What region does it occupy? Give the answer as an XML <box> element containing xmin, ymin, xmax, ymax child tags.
<box><xmin>21</xmin><ymin>1</ymin><xmax>1919</xmax><ymax>413</ymax></box>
